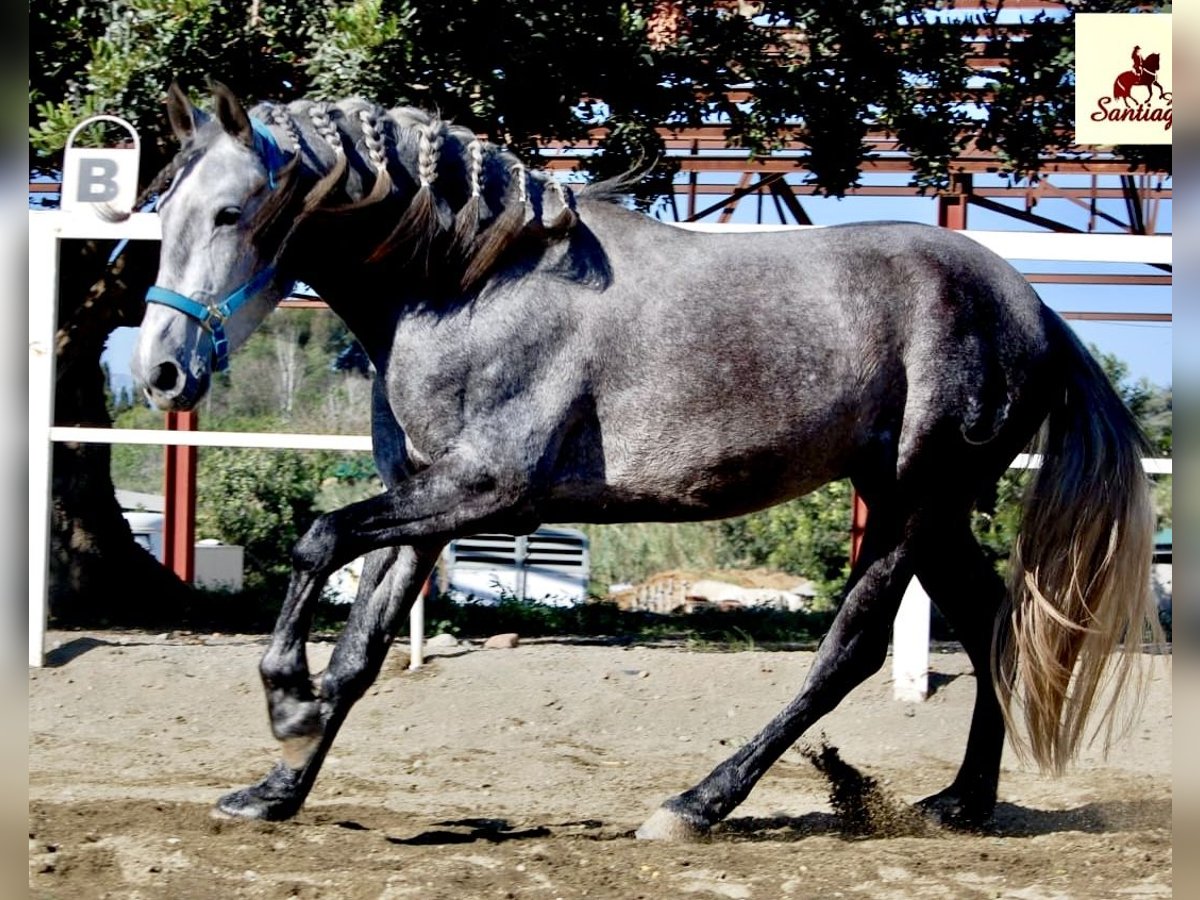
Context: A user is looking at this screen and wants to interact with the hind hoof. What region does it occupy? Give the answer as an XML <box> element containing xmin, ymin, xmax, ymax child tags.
<box><xmin>915</xmin><ymin>788</ymin><xmax>993</xmax><ymax>831</ymax></box>
<box><xmin>215</xmin><ymin>787</ymin><xmax>299</xmax><ymax>821</ymax></box>
<box><xmin>635</xmin><ymin>806</ymin><xmax>709</xmax><ymax>841</ymax></box>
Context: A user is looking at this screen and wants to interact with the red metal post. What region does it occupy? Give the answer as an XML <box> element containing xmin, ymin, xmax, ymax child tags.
<box><xmin>850</xmin><ymin>491</ymin><xmax>869</xmax><ymax>567</ymax></box>
<box><xmin>162</xmin><ymin>410</ymin><xmax>198</xmax><ymax>583</ymax></box>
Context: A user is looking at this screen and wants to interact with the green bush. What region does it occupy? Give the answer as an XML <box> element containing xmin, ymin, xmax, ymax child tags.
<box><xmin>195</xmin><ymin>447</ymin><xmax>326</xmax><ymax>596</ymax></box>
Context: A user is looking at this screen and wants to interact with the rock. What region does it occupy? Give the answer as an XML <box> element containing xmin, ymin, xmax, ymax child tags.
<box><xmin>426</xmin><ymin>633</ymin><xmax>460</xmax><ymax>649</ymax></box>
<box><xmin>483</xmin><ymin>633</ymin><xmax>520</xmax><ymax>650</ymax></box>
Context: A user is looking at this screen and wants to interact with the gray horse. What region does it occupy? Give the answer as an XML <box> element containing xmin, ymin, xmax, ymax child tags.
<box><xmin>131</xmin><ymin>82</ymin><xmax>1156</xmax><ymax>839</ymax></box>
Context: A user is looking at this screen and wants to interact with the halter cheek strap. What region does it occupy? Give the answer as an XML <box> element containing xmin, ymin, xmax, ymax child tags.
<box><xmin>145</xmin><ymin>266</ymin><xmax>286</xmax><ymax>373</ymax></box>
<box><xmin>146</xmin><ymin>114</ymin><xmax>294</xmax><ymax>373</ymax></box>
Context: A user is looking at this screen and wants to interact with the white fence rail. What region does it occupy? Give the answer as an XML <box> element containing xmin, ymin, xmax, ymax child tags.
<box><xmin>29</xmin><ymin>211</ymin><xmax>1172</xmax><ymax>670</ymax></box>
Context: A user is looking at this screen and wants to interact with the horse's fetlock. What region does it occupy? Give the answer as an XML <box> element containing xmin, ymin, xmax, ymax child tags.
<box><xmin>259</xmin><ymin>651</ymin><xmax>308</xmax><ymax>691</ymax></box>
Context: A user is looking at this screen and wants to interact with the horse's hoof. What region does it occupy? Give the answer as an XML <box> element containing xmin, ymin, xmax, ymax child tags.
<box><xmin>214</xmin><ymin>786</ymin><xmax>298</xmax><ymax>821</ymax></box>
<box><xmin>915</xmin><ymin>789</ymin><xmax>993</xmax><ymax>831</ymax></box>
<box><xmin>215</xmin><ymin>764</ymin><xmax>306</xmax><ymax>821</ymax></box>
<box><xmin>211</xmin><ymin>798</ymin><xmax>258</xmax><ymax>821</ymax></box>
<box><xmin>635</xmin><ymin>806</ymin><xmax>709</xmax><ymax>841</ymax></box>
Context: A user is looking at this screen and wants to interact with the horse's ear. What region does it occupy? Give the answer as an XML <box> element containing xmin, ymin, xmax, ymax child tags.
<box><xmin>208</xmin><ymin>78</ymin><xmax>253</xmax><ymax>148</ymax></box>
<box><xmin>166</xmin><ymin>81</ymin><xmax>208</xmax><ymax>143</ymax></box>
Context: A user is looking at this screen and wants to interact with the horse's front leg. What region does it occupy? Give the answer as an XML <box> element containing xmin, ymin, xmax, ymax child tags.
<box><xmin>217</xmin><ymin>545</ymin><xmax>438</xmax><ymax>820</ymax></box>
<box><xmin>217</xmin><ymin>456</ymin><xmax>532</xmax><ymax>820</ymax></box>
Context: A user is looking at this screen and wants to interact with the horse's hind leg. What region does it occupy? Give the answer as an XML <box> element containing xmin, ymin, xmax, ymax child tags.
<box><xmin>911</xmin><ymin>515</ymin><xmax>1007</xmax><ymax>828</ymax></box>
<box><xmin>637</xmin><ymin>502</ymin><xmax>918</xmax><ymax>840</ymax></box>
<box><xmin>217</xmin><ymin>544</ymin><xmax>440</xmax><ymax>820</ymax></box>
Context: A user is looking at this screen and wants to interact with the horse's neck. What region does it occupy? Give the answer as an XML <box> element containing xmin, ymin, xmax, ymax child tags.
<box><xmin>296</xmin><ymin>263</ymin><xmax>401</xmax><ymax>366</ymax></box>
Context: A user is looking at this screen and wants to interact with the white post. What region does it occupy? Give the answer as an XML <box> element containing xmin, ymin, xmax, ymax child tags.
<box><xmin>28</xmin><ymin>217</ymin><xmax>60</xmax><ymax>666</ymax></box>
<box><xmin>892</xmin><ymin>577</ymin><xmax>931</xmax><ymax>702</ymax></box>
<box><xmin>408</xmin><ymin>594</ymin><xmax>424</xmax><ymax>670</ymax></box>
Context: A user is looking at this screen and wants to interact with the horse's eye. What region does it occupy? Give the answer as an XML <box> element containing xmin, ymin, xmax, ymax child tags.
<box><xmin>215</xmin><ymin>206</ymin><xmax>242</xmax><ymax>227</ymax></box>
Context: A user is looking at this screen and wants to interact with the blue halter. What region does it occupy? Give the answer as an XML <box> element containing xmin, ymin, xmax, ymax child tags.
<box><xmin>145</xmin><ymin>117</ymin><xmax>294</xmax><ymax>373</ymax></box>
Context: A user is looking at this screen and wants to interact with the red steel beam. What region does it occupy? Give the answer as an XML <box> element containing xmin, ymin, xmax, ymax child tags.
<box><xmin>1028</xmin><ymin>275</ymin><xmax>1171</xmax><ymax>287</ymax></box>
<box><xmin>1059</xmin><ymin>311</ymin><xmax>1170</xmax><ymax>321</ymax></box>
<box><xmin>541</xmin><ymin>156</ymin><xmax>1160</xmax><ymax>175</ymax></box>
<box><xmin>673</xmin><ymin>183</ymin><xmax>1170</xmax><ymax>200</ymax></box>
<box><xmin>29</xmin><ymin>180</ymin><xmax>1170</xmax><ymax>201</ymax></box>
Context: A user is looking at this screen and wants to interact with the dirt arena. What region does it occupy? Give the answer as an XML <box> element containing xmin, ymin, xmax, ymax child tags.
<box><xmin>29</xmin><ymin>630</ymin><xmax>1171</xmax><ymax>899</ymax></box>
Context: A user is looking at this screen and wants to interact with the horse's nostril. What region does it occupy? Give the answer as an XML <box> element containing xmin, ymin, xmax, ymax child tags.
<box><xmin>149</xmin><ymin>362</ymin><xmax>182</xmax><ymax>393</ymax></box>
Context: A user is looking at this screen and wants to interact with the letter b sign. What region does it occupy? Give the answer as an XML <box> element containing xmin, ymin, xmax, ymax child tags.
<box><xmin>60</xmin><ymin>115</ymin><xmax>141</xmax><ymax>214</ymax></box>
<box><xmin>77</xmin><ymin>158</ymin><xmax>121</xmax><ymax>202</ymax></box>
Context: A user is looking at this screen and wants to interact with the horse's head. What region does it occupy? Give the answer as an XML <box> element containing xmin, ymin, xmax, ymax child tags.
<box><xmin>1143</xmin><ymin>52</ymin><xmax>1161</xmax><ymax>74</ymax></box>
<box><xmin>133</xmin><ymin>81</ymin><xmax>293</xmax><ymax>410</ymax></box>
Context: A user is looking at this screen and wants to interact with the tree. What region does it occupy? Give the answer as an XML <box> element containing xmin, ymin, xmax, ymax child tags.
<box><xmin>29</xmin><ymin>1</ymin><xmax>1168</xmax><ymax>615</ymax></box>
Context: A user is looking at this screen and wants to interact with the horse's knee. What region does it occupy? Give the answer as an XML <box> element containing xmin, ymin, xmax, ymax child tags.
<box><xmin>292</xmin><ymin>513</ymin><xmax>340</xmax><ymax>574</ymax></box>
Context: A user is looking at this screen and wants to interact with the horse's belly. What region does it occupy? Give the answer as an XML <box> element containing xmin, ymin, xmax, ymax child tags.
<box><xmin>549</xmin><ymin>414</ymin><xmax>856</xmax><ymax>523</ymax></box>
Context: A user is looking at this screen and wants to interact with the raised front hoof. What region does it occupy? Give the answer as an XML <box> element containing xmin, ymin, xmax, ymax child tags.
<box><xmin>214</xmin><ymin>765</ymin><xmax>305</xmax><ymax>822</ymax></box>
<box><xmin>635</xmin><ymin>806</ymin><xmax>710</xmax><ymax>842</ymax></box>
<box><xmin>915</xmin><ymin>788</ymin><xmax>994</xmax><ymax>832</ymax></box>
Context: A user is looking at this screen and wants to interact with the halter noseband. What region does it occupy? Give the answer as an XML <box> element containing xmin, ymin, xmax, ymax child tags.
<box><xmin>145</xmin><ymin>117</ymin><xmax>294</xmax><ymax>373</ymax></box>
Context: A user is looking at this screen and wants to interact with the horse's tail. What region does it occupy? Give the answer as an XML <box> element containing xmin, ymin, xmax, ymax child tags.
<box><xmin>993</xmin><ymin>312</ymin><xmax>1158</xmax><ymax>775</ymax></box>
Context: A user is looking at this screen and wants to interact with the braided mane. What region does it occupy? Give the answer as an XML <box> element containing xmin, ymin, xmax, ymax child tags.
<box><xmin>230</xmin><ymin>96</ymin><xmax>580</xmax><ymax>292</ymax></box>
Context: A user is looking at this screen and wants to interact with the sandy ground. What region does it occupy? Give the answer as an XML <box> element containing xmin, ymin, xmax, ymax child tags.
<box><xmin>29</xmin><ymin>630</ymin><xmax>1171</xmax><ymax>899</ymax></box>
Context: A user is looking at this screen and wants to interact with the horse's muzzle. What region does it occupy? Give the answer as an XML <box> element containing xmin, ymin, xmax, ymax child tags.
<box><xmin>138</xmin><ymin>359</ymin><xmax>207</xmax><ymax>411</ymax></box>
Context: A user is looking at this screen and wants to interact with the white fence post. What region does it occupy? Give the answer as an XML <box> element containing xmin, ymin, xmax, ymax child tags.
<box><xmin>409</xmin><ymin>594</ymin><xmax>425</xmax><ymax>670</ymax></box>
<box><xmin>28</xmin><ymin>217</ymin><xmax>60</xmax><ymax>667</ymax></box>
<box><xmin>892</xmin><ymin>578</ymin><xmax>931</xmax><ymax>702</ymax></box>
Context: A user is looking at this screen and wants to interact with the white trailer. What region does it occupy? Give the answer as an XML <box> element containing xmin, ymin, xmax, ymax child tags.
<box><xmin>443</xmin><ymin>527</ymin><xmax>590</xmax><ymax>606</ymax></box>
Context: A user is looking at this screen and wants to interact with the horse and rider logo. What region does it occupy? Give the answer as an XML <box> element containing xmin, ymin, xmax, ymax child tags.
<box><xmin>1090</xmin><ymin>44</ymin><xmax>1172</xmax><ymax>132</ymax></box>
<box><xmin>1075</xmin><ymin>14</ymin><xmax>1172</xmax><ymax>144</ymax></box>
<box><xmin>1112</xmin><ymin>46</ymin><xmax>1171</xmax><ymax>108</ymax></box>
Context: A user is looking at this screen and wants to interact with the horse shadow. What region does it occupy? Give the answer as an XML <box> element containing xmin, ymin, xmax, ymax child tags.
<box><xmin>331</xmin><ymin>796</ymin><xmax>1167</xmax><ymax>846</ymax></box>
<box><xmin>356</xmin><ymin>817</ymin><xmax>610</xmax><ymax>846</ymax></box>
<box><xmin>714</xmin><ymin>797</ymin><xmax>1170</xmax><ymax>843</ymax></box>
<box><xmin>43</xmin><ymin>636</ymin><xmax>112</xmax><ymax>667</ymax></box>
<box><xmin>384</xmin><ymin>818</ymin><xmax>553</xmax><ymax>846</ymax></box>
<box><xmin>925</xmin><ymin>670</ymin><xmax>962</xmax><ymax>698</ymax></box>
